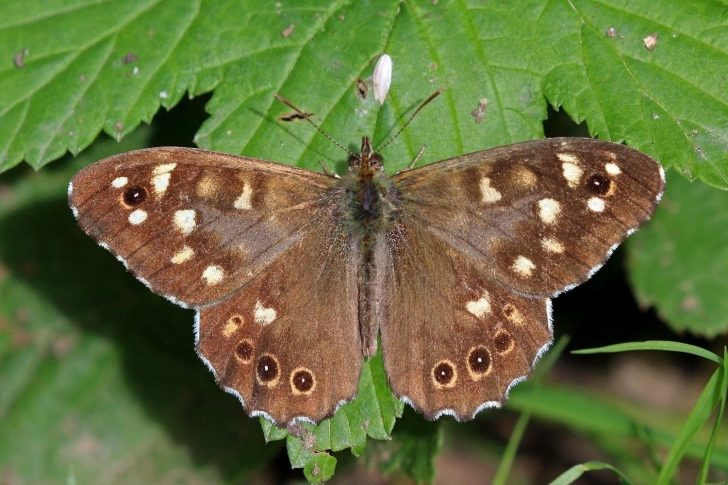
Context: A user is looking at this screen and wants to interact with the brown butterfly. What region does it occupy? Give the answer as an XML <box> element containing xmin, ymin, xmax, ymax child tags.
<box><xmin>69</xmin><ymin>132</ymin><xmax>664</xmax><ymax>425</ymax></box>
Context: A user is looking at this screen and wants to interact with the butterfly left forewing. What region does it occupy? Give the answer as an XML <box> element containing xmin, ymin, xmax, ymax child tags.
<box><xmin>69</xmin><ymin>147</ymin><xmax>335</xmax><ymax>306</ymax></box>
<box><xmin>392</xmin><ymin>138</ymin><xmax>664</xmax><ymax>297</ymax></box>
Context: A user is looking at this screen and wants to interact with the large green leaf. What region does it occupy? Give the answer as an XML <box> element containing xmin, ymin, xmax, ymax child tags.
<box><xmin>1</xmin><ymin>0</ymin><xmax>726</xmax><ymax>187</ymax></box>
<box><xmin>628</xmin><ymin>172</ymin><xmax>728</xmax><ymax>336</ymax></box>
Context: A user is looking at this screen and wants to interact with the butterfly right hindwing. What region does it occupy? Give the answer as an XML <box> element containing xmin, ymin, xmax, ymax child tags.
<box><xmin>376</xmin><ymin>218</ymin><xmax>552</xmax><ymax>419</ymax></box>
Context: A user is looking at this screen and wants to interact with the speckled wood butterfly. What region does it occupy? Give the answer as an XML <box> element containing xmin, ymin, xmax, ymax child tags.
<box><xmin>69</xmin><ymin>132</ymin><xmax>664</xmax><ymax>425</ymax></box>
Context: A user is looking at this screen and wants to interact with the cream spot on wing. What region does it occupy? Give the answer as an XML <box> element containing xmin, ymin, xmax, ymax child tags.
<box><xmin>202</xmin><ymin>265</ymin><xmax>224</xmax><ymax>285</ymax></box>
<box><xmin>170</xmin><ymin>245</ymin><xmax>194</xmax><ymax>264</ymax></box>
<box><xmin>254</xmin><ymin>300</ymin><xmax>277</xmax><ymax>325</ymax></box>
<box><xmin>152</xmin><ymin>172</ymin><xmax>171</xmax><ymax>195</ymax></box>
<box><xmin>479</xmin><ymin>176</ymin><xmax>502</xmax><ymax>204</ymax></box>
<box><xmin>153</xmin><ymin>163</ymin><xmax>177</xmax><ymax>175</ymax></box>
<box><xmin>588</xmin><ymin>197</ymin><xmax>606</xmax><ymax>212</ymax></box>
<box><xmin>503</xmin><ymin>303</ymin><xmax>525</xmax><ymax>325</ymax></box>
<box><xmin>466</xmin><ymin>290</ymin><xmax>491</xmax><ymax>318</ymax></box>
<box><xmin>234</xmin><ymin>182</ymin><xmax>253</xmax><ymax>210</ymax></box>
<box><xmin>151</xmin><ymin>163</ymin><xmax>176</xmax><ymax>196</ymax></box>
<box><xmin>111</xmin><ymin>176</ymin><xmax>128</xmax><ymax>188</ymax></box>
<box><xmin>128</xmin><ymin>209</ymin><xmax>147</xmax><ymax>225</ymax></box>
<box><xmin>223</xmin><ymin>316</ymin><xmax>243</xmax><ymax>338</ymax></box>
<box><xmin>541</xmin><ymin>237</ymin><xmax>564</xmax><ymax>253</ymax></box>
<box><xmin>174</xmin><ymin>209</ymin><xmax>196</xmax><ymax>235</ymax></box>
<box><xmin>561</xmin><ymin>161</ymin><xmax>583</xmax><ymax>188</ymax></box>
<box><xmin>605</xmin><ymin>162</ymin><xmax>621</xmax><ymax>175</ymax></box>
<box><xmin>538</xmin><ymin>198</ymin><xmax>561</xmax><ymax>224</ymax></box>
<box><xmin>557</xmin><ymin>153</ymin><xmax>579</xmax><ymax>164</ymax></box>
<box><xmin>512</xmin><ymin>255</ymin><xmax>535</xmax><ymax>277</ymax></box>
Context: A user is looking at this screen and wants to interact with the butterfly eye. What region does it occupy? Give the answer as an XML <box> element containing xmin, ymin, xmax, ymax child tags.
<box><xmin>370</xmin><ymin>153</ymin><xmax>384</xmax><ymax>170</ymax></box>
<box><xmin>122</xmin><ymin>185</ymin><xmax>148</xmax><ymax>206</ymax></box>
<box><xmin>586</xmin><ymin>173</ymin><xmax>612</xmax><ymax>196</ymax></box>
<box><xmin>256</xmin><ymin>354</ymin><xmax>280</xmax><ymax>385</ymax></box>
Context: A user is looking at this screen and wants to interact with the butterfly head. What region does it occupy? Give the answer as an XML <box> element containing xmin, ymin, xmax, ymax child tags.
<box><xmin>348</xmin><ymin>137</ymin><xmax>383</xmax><ymax>177</ymax></box>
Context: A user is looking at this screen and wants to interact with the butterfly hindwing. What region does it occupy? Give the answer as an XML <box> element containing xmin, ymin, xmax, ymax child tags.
<box><xmin>69</xmin><ymin>147</ymin><xmax>335</xmax><ymax>307</ymax></box>
<box><xmin>392</xmin><ymin>138</ymin><xmax>665</xmax><ymax>297</ymax></box>
<box><xmin>376</xmin><ymin>219</ymin><xmax>551</xmax><ymax>419</ymax></box>
<box><xmin>197</xmin><ymin>217</ymin><xmax>361</xmax><ymax>424</ymax></box>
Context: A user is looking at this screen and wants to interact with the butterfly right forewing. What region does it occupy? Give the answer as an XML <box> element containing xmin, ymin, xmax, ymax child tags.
<box><xmin>392</xmin><ymin>138</ymin><xmax>664</xmax><ymax>297</ymax></box>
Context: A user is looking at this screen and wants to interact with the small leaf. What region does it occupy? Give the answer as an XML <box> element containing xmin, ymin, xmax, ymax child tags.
<box><xmin>303</xmin><ymin>453</ymin><xmax>337</xmax><ymax>484</ymax></box>
<box><xmin>549</xmin><ymin>461</ymin><xmax>632</xmax><ymax>485</ymax></box>
<box><xmin>572</xmin><ymin>340</ymin><xmax>721</xmax><ymax>364</ymax></box>
<box><xmin>380</xmin><ymin>415</ymin><xmax>443</xmax><ymax>484</ymax></box>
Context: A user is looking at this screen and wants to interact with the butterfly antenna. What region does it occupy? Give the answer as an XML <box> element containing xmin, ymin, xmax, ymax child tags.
<box><xmin>376</xmin><ymin>89</ymin><xmax>443</xmax><ymax>152</ymax></box>
<box><xmin>274</xmin><ymin>94</ymin><xmax>355</xmax><ymax>157</ymax></box>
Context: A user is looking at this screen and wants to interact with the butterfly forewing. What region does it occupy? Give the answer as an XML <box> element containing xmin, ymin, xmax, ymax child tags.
<box><xmin>69</xmin><ymin>147</ymin><xmax>335</xmax><ymax>306</ymax></box>
<box><xmin>392</xmin><ymin>138</ymin><xmax>664</xmax><ymax>297</ymax></box>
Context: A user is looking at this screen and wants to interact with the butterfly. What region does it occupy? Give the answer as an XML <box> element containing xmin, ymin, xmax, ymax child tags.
<box><xmin>68</xmin><ymin>132</ymin><xmax>664</xmax><ymax>425</ymax></box>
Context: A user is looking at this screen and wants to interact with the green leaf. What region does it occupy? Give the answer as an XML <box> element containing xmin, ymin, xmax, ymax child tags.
<box><xmin>507</xmin><ymin>382</ymin><xmax>728</xmax><ymax>469</ymax></box>
<box><xmin>380</xmin><ymin>415</ymin><xmax>444</xmax><ymax>484</ymax></box>
<box><xmin>271</xmin><ymin>351</ymin><xmax>404</xmax><ymax>482</ymax></box>
<box><xmin>657</xmin><ymin>367</ymin><xmax>725</xmax><ymax>483</ymax></box>
<box><xmin>698</xmin><ymin>347</ymin><xmax>728</xmax><ymax>484</ymax></box>
<box><xmin>628</xmin><ymin>172</ymin><xmax>728</xmax><ymax>337</ymax></box>
<box><xmin>303</xmin><ymin>453</ymin><xmax>337</xmax><ymax>484</ymax></box>
<box><xmin>572</xmin><ymin>340</ymin><xmax>721</xmax><ymax>365</ymax></box>
<box><xmin>549</xmin><ymin>461</ymin><xmax>632</xmax><ymax>485</ymax></box>
<box><xmin>1</xmin><ymin>0</ymin><xmax>726</xmax><ymax>188</ymax></box>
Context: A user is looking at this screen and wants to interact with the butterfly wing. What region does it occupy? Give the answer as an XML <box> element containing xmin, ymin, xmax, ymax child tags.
<box><xmin>378</xmin><ymin>137</ymin><xmax>664</xmax><ymax>419</ymax></box>
<box><xmin>391</xmin><ymin>138</ymin><xmax>664</xmax><ymax>297</ymax></box>
<box><xmin>69</xmin><ymin>147</ymin><xmax>335</xmax><ymax>307</ymax></box>
<box><xmin>197</xmin><ymin>216</ymin><xmax>361</xmax><ymax>424</ymax></box>
<box><xmin>375</xmin><ymin>220</ymin><xmax>551</xmax><ymax>419</ymax></box>
<box><xmin>70</xmin><ymin>147</ymin><xmax>362</xmax><ymax>424</ymax></box>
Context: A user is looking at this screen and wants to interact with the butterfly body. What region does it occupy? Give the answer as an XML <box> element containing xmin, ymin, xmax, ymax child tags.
<box><xmin>69</xmin><ymin>137</ymin><xmax>664</xmax><ymax>425</ymax></box>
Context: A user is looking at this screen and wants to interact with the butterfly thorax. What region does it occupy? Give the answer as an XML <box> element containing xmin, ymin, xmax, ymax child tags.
<box><xmin>339</xmin><ymin>137</ymin><xmax>399</xmax><ymax>239</ymax></box>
